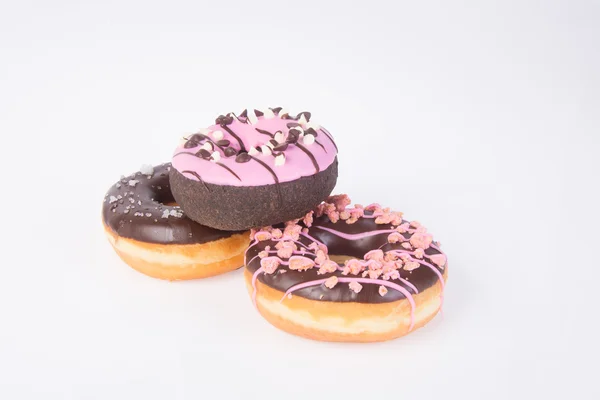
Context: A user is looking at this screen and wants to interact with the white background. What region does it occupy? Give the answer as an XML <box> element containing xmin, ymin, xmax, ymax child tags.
<box><xmin>1</xmin><ymin>1</ymin><xmax>599</xmax><ymax>399</ymax></box>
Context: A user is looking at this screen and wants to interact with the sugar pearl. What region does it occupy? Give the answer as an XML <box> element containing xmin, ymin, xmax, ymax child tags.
<box><xmin>274</xmin><ymin>154</ymin><xmax>285</xmax><ymax>166</ymax></box>
<box><xmin>303</xmin><ymin>134</ymin><xmax>315</xmax><ymax>145</ymax></box>
<box><xmin>263</xmin><ymin>108</ymin><xmax>275</xmax><ymax>119</ymax></box>
<box><xmin>211</xmin><ymin>151</ymin><xmax>221</xmax><ymax>162</ymax></box>
<box><xmin>249</xmin><ymin>147</ymin><xmax>259</xmax><ymax>156</ymax></box>
<box><xmin>260</xmin><ymin>145</ymin><xmax>272</xmax><ymax>156</ymax></box>
<box><xmin>212</xmin><ymin>130</ymin><xmax>224</xmax><ymax>140</ymax></box>
<box><xmin>274</xmin><ymin>131</ymin><xmax>285</xmax><ymax>143</ymax></box>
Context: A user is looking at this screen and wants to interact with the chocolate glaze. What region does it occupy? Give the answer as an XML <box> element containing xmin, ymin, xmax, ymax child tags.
<box><xmin>245</xmin><ymin>212</ymin><xmax>445</xmax><ymax>304</ymax></box>
<box><xmin>102</xmin><ymin>163</ymin><xmax>242</xmax><ymax>245</ymax></box>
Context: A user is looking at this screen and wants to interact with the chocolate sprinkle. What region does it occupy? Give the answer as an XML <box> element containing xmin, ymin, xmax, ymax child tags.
<box><xmin>286</xmin><ymin>122</ymin><xmax>301</xmax><ymax>128</ymax></box>
<box><xmin>224</xmin><ymin>147</ymin><xmax>237</xmax><ymax>157</ymax></box>
<box><xmin>273</xmin><ymin>143</ymin><xmax>288</xmax><ymax>152</ymax></box>
<box><xmin>305</xmin><ymin>127</ymin><xmax>318</xmax><ymax>137</ymax></box>
<box><xmin>254</xmin><ymin>109</ymin><xmax>264</xmax><ymax>117</ymax></box>
<box><xmin>216</xmin><ymin>139</ymin><xmax>230</xmax><ymax>147</ymax></box>
<box><xmin>184</xmin><ymin>133</ymin><xmax>208</xmax><ymax>148</ymax></box>
<box><xmin>271</xmin><ymin>107</ymin><xmax>283</xmax><ymax>114</ymax></box>
<box><xmin>269</xmin><ymin>139</ymin><xmax>278</xmax><ymax>146</ymax></box>
<box><xmin>255</xmin><ymin>128</ymin><xmax>274</xmax><ymax>137</ymax></box>
<box><xmin>286</xmin><ymin>130</ymin><xmax>300</xmax><ymax>143</ymax></box>
<box><xmin>215</xmin><ymin>115</ymin><xmax>234</xmax><ymax>125</ymax></box>
<box><xmin>197</xmin><ymin>149</ymin><xmax>211</xmax><ymax>158</ymax></box>
<box><xmin>235</xmin><ymin>152</ymin><xmax>251</xmax><ymax>163</ymax></box>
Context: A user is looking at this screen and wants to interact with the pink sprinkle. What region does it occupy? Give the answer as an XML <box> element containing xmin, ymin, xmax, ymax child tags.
<box><xmin>375</xmin><ymin>214</ymin><xmax>392</xmax><ymax>224</ymax></box>
<box><xmin>384</xmin><ymin>252</ymin><xmax>399</xmax><ymax>262</ymax></box>
<box><xmin>277</xmin><ymin>247</ymin><xmax>294</xmax><ymax>259</ymax></box>
<box><xmin>339</xmin><ymin>210</ymin><xmax>351</xmax><ymax>220</ymax></box>
<box><xmin>414</xmin><ymin>248</ymin><xmax>425</xmax><ymax>259</ymax></box>
<box><xmin>430</xmin><ymin>254</ymin><xmax>447</xmax><ymax>267</ymax></box>
<box><xmin>260</xmin><ymin>257</ymin><xmax>281</xmax><ymax>274</ymax></box>
<box><xmin>401</xmin><ymin>242</ymin><xmax>412</xmax><ymax>249</ymax></box>
<box><xmin>379</xmin><ymin>286</ymin><xmax>388</xmax><ymax>296</ymax></box>
<box><xmin>415</xmin><ymin>226</ymin><xmax>428</xmax><ymax>234</ymax></box>
<box><xmin>365</xmin><ymin>203</ymin><xmax>381</xmax><ymax>212</ymax></box>
<box><xmin>410</xmin><ymin>232</ymin><xmax>433</xmax><ymax>249</ymax></box>
<box><xmin>283</xmin><ymin>224</ymin><xmax>302</xmax><ymax>241</ymax></box>
<box><xmin>271</xmin><ymin>229</ymin><xmax>283</xmax><ymax>239</ymax></box>
<box><xmin>404</xmin><ymin>261</ymin><xmax>420</xmax><ymax>271</ymax></box>
<box><xmin>364</xmin><ymin>249</ymin><xmax>384</xmax><ymax>262</ymax></box>
<box><xmin>324</xmin><ymin>276</ymin><xmax>338</xmax><ymax>289</ymax></box>
<box><xmin>258</xmin><ymin>250</ymin><xmax>268</xmax><ymax>258</ymax></box>
<box><xmin>303</xmin><ymin>211</ymin><xmax>314</xmax><ymax>227</ymax></box>
<box><xmin>368</xmin><ymin>270</ymin><xmax>382</xmax><ymax>279</ymax></box>
<box><xmin>318</xmin><ymin>260</ymin><xmax>338</xmax><ymax>274</ymax></box>
<box><xmin>349</xmin><ymin>281</ymin><xmax>363</xmax><ymax>293</ymax></box>
<box><xmin>345</xmin><ymin>259</ymin><xmax>364</xmax><ymax>275</ymax></box>
<box><xmin>396</xmin><ymin>223</ymin><xmax>410</xmax><ymax>233</ymax></box>
<box><xmin>410</xmin><ymin>221</ymin><xmax>421</xmax><ymax>228</ymax></box>
<box><xmin>326</xmin><ymin>194</ymin><xmax>351</xmax><ymax>212</ymax></box>
<box><xmin>388</xmin><ymin>232</ymin><xmax>404</xmax><ymax>243</ymax></box>
<box><xmin>288</xmin><ymin>256</ymin><xmax>315</xmax><ymax>271</ymax></box>
<box><xmin>315</xmin><ymin>250</ymin><xmax>327</xmax><ymax>265</ymax></box>
<box><xmin>255</xmin><ymin>231</ymin><xmax>272</xmax><ymax>241</ymax></box>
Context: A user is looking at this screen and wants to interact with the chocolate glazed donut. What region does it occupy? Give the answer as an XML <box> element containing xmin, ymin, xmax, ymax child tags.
<box><xmin>244</xmin><ymin>195</ymin><xmax>448</xmax><ymax>342</ymax></box>
<box><xmin>169</xmin><ymin>108</ymin><xmax>339</xmax><ymax>230</ymax></box>
<box><xmin>102</xmin><ymin>163</ymin><xmax>249</xmax><ymax>280</ymax></box>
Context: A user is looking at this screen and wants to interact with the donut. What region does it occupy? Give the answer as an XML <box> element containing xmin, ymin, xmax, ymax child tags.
<box><xmin>102</xmin><ymin>163</ymin><xmax>249</xmax><ymax>280</ymax></box>
<box><xmin>244</xmin><ymin>195</ymin><xmax>448</xmax><ymax>342</ymax></box>
<box><xmin>169</xmin><ymin>108</ymin><xmax>338</xmax><ymax>230</ymax></box>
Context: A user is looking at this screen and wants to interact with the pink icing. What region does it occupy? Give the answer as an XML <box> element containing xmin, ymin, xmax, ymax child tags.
<box><xmin>171</xmin><ymin>110</ymin><xmax>337</xmax><ymax>186</ymax></box>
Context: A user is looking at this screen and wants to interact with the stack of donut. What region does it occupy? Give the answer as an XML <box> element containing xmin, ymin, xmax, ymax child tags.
<box><xmin>102</xmin><ymin>108</ymin><xmax>447</xmax><ymax>342</ymax></box>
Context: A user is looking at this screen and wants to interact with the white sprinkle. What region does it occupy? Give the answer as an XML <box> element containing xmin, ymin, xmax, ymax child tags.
<box><xmin>138</xmin><ymin>200</ymin><xmax>141</xmax><ymax>205</ymax></box>
<box><xmin>249</xmin><ymin>147</ymin><xmax>259</xmax><ymax>156</ymax></box>
<box><xmin>161</xmin><ymin>209</ymin><xmax>170</xmax><ymax>219</ymax></box>
<box><xmin>117</xmin><ymin>195</ymin><xmax>122</xmax><ymax>200</ymax></box>
<box><xmin>274</xmin><ymin>131</ymin><xmax>285</xmax><ymax>143</ymax></box>
<box><xmin>260</xmin><ymin>145</ymin><xmax>272</xmax><ymax>156</ymax></box>
<box><xmin>212</xmin><ymin>130</ymin><xmax>224</xmax><ymax>140</ymax></box>
<box><xmin>134</xmin><ymin>212</ymin><xmax>144</xmax><ymax>217</ymax></box>
<box><xmin>263</xmin><ymin>108</ymin><xmax>275</xmax><ymax>119</ymax></box>
<box><xmin>202</xmin><ymin>142</ymin><xmax>213</xmax><ymax>151</ymax></box>
<box><xmin>145</xmin><ymin>213</ymin><xmax>152</xmax><ymax>217</ymax></box>
<box><xmin>129</xmin><ymin>197</ymin><xmax>135</xmax><ymax>203</ymax></box>
<box><xmin>115</xmin><ymin>182</ymin><xmax>121</xmax><ymax>188</ymax></box>
<box><xmin>123</xmin><ymin>209</ymin><xmax>129</xmax><ymax>214</ymax></box>
<box><xmin>140</xmin><ymin>164</ymin><xmax>154</xmax><ymax>176</ymax></box>
<box><xmin>211</xmin><ymin>151</ymin><xmax>221</xmax><ymax>162</ymax></box>
<box><xmin>247</xmin><ymin>109</ymin><xmax>258</xmax><ymax>125</ymax></box>
<box><xmin>109</xmin><ymin>196</ymin><xmax>118</xmax><ymax>204</ymax></box>
<box><xmin>170</xmin><ymin>209</ymin><xmax>183</xmax><ymax>218</ymax></box>
<box><xmin>266</xmin><ymin>141</ymin><xmax>275</xmax><ymax>149</ymax></box>
<box><xmin>274</xmin><ymin>154</ymin><xmax>285</xmax><ymax>166</ymax></box>
<box><xmin>128</xmin><ymin>180</ymin><xmax>139</xmax><ymax>187</ymax></box>
<box><xmin>157</xmin><ymin>186</ymin><xmax>161</xmax><ymax>190</ymax></box>
<box><xmin>278</xmin><ymin>107</ymin><xmax>288</xmax><ymax>117</ymax></box>
<box><xmin>303</xmin><ymin>134</ymin><xmax>315</xmax><ymax>145</ymax></box>
<box><xmin>298</xmin><ymin>114</ymin><xmax>308</xmax><ymax>126</ymax></box>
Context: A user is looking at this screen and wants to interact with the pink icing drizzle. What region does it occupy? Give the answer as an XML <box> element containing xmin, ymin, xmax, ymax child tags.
<box><xmin>280</xmin><ymin>277</ymin><xmax>417</xmax><ymax>331</ymax></box>
<box><xmin>312</xmin><ymin>225</ymin><xmax>397</xmax><ymax>240</ymax></box>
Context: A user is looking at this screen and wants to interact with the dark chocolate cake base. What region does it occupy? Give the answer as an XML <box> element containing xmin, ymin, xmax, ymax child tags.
<box><xmin>169</xmin><ymin>158</ymin><xmax>338</xmax><ymax>230</ymax></box>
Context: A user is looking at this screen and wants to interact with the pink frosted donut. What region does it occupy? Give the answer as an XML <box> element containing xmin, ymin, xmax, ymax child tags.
<box><xmin>169</xmin><ymin>108</ymin><xmax>339</xmax><ymax>230</ymax></box>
